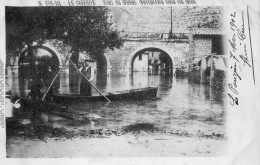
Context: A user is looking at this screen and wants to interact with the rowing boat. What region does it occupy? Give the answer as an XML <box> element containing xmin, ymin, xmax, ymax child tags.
<box><xmin>52</xmin><ymin>86</ymin><xmax>158</xmax><ymax>103</ymax></box>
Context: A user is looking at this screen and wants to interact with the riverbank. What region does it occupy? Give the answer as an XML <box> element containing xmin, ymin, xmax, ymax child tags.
<box><xmin>6</xmin><ymin>123</ymin><xmax>226</xmax><ymax>157</ymax></box>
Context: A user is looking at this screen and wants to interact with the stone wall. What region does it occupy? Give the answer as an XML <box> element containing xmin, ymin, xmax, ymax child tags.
<box><xmin>194</xmin><ymin>36</ymin><xmax>212</xmax><ymax>57</ymax></box>
<box><xmin>105</xmin><ymin>44</ymin><xmax>136</xmax><ymax>76</ymax></box>
<box><xmin>109</xmin><ymin>6</ymin><xmax>224</xmax><ymax>33</ymax></box>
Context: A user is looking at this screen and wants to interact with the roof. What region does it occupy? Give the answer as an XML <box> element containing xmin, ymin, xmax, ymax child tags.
<box><xmin>190</xmin><ymin>28</ymin><xmax>224</xmax><ymax>35</ymax></box>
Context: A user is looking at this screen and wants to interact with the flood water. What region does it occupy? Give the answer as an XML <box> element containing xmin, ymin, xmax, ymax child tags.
<box><xmin>6</xmin><ymin>72</ymin><xmax>226</xmax><ymax>134</ymax></box>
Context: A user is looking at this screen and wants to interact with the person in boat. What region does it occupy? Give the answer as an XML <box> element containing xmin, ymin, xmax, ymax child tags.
<box><xmin>28</xmin><ymin>60</ymin><xmax>44</xmax><ymax>101</ymax></box>
<box><xmin>78</xmin><ymin>58</ymin><xmax>95</xmax><ymax>96</ymax></box>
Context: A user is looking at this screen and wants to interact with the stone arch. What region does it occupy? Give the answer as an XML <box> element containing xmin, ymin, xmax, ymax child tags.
<box><xmin>19</xmin><ymin>44</ymin><xmax>63</xmax><ymax>66</ymax></box>
<box><xmin>41</xmin><ymin>43</ymin><xmax>63</xmax><ymax>65</ymax></box>
<box><xmin>125</xmin><ymin>45</ymin><xmax>175</xmax><ymax>76</ymax></box>
<box><xmin>17</xmin><ymin>45</ymin><xmax>62</xmax><ymax>96</ymax></box>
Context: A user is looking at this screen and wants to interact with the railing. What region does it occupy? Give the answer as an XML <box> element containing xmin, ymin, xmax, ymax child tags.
<box><xmin>121</xmin><ymin>32</ymin><xmax>190</xmax><ymax>41</ymax></box>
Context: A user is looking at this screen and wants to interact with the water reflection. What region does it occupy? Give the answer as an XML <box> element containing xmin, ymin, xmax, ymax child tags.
<box><xmin>6</xmin><ymin>76</ymin><xmax>21</xmax><ymax>97</ymax></box>
<box><xmin>59</xmin><ymin>75</ymin><xmax>70</xmax><ymax>94</ymax></box>
<box><xmin>6</xmin><ymin>72</ymin><xmax>226</xmax><ymax>134</ymax></box>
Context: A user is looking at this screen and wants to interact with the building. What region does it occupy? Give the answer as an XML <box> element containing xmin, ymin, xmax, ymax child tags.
<box><xmin>188</xmin><ymin>28</ymin><xmax>227</xmax><ymax>87</ymax></box>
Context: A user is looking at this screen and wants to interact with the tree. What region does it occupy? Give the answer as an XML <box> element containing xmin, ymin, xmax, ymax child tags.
<box><xmin>6</xmin><ymin>7</ymin><xmax>123</xmax><ymax>63</ymax></box>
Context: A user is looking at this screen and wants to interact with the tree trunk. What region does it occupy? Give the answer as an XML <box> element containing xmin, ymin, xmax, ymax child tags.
<box><xmin>70</xmin><ymin>50</ymin><xmax>79</xmax><ymax>67</ymax></box>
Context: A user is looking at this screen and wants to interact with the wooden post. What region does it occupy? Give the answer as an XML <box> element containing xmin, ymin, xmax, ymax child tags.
<box><xmin>200</xmin><ymin>58</ymin><xmax>203</xmax><ymax>83</ymax></box>
<box><xmin>209</xmin><ymin>54</ymin><xmax>213</xmax><ymax>86</ymax></box>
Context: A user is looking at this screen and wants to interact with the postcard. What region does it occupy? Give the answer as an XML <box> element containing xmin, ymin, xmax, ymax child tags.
<box><xmin>0</xmin><ymin>0</ymin><xmax>259</xmax><ymax>164</ymax></box>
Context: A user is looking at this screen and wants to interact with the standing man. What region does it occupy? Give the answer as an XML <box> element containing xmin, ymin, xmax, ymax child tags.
<box><xmin>29</xmin><ymin>60</ymin><xmax>44</xmax><ymax>100</ymax></box>
<box><xmin>79</xmin><ymin>58</ymin><xmax>95</xmax><ymax>96</ymax></box>
<box><xmin>149</xmin><ymin>64</ymin><xmax>153</xmax><ymax>75</ymax></box>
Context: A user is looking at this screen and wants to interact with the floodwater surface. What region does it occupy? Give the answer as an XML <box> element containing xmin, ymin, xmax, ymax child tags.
<box><xmin>6</xmin><ymin>73</ymin><xmax>226</xmax><ymax>134</ymax></box>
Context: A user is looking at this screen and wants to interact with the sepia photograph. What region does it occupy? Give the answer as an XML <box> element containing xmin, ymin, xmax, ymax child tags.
<box><xmin>3</xmin><ymin>4</ymin><xmax>236</xmax><ymax>158</ymax></box>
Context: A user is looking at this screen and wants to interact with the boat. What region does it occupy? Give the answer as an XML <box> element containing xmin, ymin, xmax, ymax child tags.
<box><xmin>6</xmin><ymin>87</ymin><xmax>157</xmax><ymax>121</ymax></box>
<box><xmin>52</xmin><ymin>86</ymin><xmax>158</xmax><ymax>103</ymax></box>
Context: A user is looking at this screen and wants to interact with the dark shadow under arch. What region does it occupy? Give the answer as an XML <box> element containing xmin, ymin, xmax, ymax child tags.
<box><xmin>18</xmin><ymin>46</ymin><xmax>60</xmax><ymax>97</ymax></box>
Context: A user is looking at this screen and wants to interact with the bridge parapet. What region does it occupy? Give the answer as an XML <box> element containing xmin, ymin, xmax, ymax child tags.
<box><xmin>121</xmin><ymin>32</ymin><xmax>189</xmax><ymax>42</ymax></box>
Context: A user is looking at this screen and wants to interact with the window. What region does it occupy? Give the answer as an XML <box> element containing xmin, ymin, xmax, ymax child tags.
<box><xmin>212</xmin><ymin>35</ymin><xmax>225</xmax><ymax>55</ymax></box>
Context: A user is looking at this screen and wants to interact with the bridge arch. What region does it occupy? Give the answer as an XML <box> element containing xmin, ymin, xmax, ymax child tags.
<box><xmin>126</xmin><ymin>45</ymin><xmax>174</xmax><ymax>76</ymax></box>
<box><xmin>42</xmin><ymin>43</ymin><xmax>64</xmax><ymax>66</ymax></box>
<box><xmin>19</xmin><ymin>44</ymin><xmax>63</xmax><ymax>66</ymax></box>
<box><xmin>19</xmin><ymin>45</ymin><xmax>61</xmax><ymax>71</ymax></box>
<box><xmin>17</xmin><ymin>45</ymin><xmax>62</xmax><ymax>96</ymax></box>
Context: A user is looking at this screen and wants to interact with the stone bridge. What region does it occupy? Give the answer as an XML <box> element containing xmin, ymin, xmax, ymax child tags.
<box><xmin>104</xmin><ymin>32</ymin><xmax>190</xmax><ymax>76</ymax></box>
<box><xmin>6</xmin><ymin>32</ymin><xmax>190</xmax><ymax>77</ymax></box>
